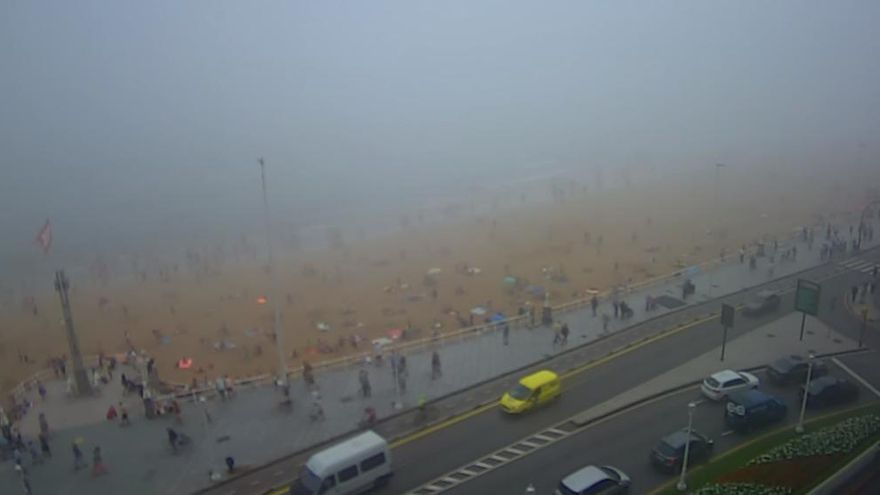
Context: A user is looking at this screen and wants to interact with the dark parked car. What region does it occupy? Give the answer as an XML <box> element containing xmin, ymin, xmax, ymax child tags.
<box><xmin>766</xmin><ymin>355</ymin><xmax>828</xmax><ymax>385</ymax></box>
<box><xmin>725</xmin><ymin>390</ymin><xmax>787</xmax><ymax>433</ymax></box>
<box><xmin>800</xmin><ymin>376</ymin><xmax>860</xmax><ymax>408</ymax></box>
<box><xmin>742</xmin><ymin>290</ymin><xmax>781</xmax><ymax>317</ymax></box>
<box><xmin>650</xmin><ymin>430</ymin><xmax>714</xmax><ymax>473</ymax></box>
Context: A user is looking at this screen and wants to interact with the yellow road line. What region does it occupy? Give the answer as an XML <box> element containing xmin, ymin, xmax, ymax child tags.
<box><xmin>265</xmin><ymin>487</ymin><xmax>289</xmax><ymax>495</ymax></box>
<box><xmin>646</xmin><ymin>402</ymin><xmax>879</xmax><ymax>495</ymax></box>
<box><xmin>390</xmin><ymin>401</ymin><xmax>497</xmax><ymax>448</ymax></box>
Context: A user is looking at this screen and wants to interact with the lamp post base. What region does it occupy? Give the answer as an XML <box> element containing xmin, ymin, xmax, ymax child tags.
<box><xmin>677</xmin><ymin>480</ymin><xmax>687</xmax><ymax>491</ymax></box>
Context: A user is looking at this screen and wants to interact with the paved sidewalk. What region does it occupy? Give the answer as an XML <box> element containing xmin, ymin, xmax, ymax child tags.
<box><xmin>2</xmin><ymin>219</ymin><xmax>877</xmax><ymax>495</ymax></box>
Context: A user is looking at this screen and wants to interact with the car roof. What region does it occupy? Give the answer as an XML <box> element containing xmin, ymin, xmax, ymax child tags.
<box><xmin>561</xmin><ymin>465</ymin><xmax>612</xmax><ymax>491</ymax></box>
<box><xmin>520</xmin><ymin>370</ymin><xmax>558</xmax><ymax>389</ymax></box>
<box><xmin>661</xmin><ymin>430</ymin><xmax>702</xmax><ymax>448</ymax></box>
<box><xmin>728</xmin><ymin>389</ymin><xmax>776</xmax><ymax>407</ymax></box>
<box><xmin>710</xmin><ymin>370</ymin><xmax>742</xmax><ymax>383</ymax></box>
<box><xmin>307</xmin><ymin>431</ymin><xmax>387</xmax><ymax>474</ymax></box>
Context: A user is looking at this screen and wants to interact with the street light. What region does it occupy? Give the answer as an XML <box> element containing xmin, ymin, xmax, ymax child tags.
<box><xmin>258</xmin><ymin>158</ymin><xmax>289</xmax><ymax>402</ymax></box>
<box><xmin>796</xmin><ymin>352</ymin><xmax>816</xmax><ymax>434</ymax></box>
<box><xmin>677</xmin><ymin>401</ymin><xmax>697</xmax><ymax>491</ymax></box>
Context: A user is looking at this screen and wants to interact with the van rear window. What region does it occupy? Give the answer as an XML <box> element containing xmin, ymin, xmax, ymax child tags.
<box><xmin>338</xmin><ymin>465</ymin><xmax>358</xmax><ymax>482</ymax></box>
<box><xmin>360</xmin><ymin>452</ymin><xmax>386</xmax><ymax>472</ymax></box>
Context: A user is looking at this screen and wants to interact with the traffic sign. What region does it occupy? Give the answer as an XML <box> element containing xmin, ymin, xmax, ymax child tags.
<box><xmin>794</xmin><ymin>279</ymin><xmax>821</xmax><ymax>316</ymax></box>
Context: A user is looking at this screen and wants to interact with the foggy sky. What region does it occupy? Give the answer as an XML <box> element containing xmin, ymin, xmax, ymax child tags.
<box><xmin>2</xmin><ymin>1</ymin><xmax>880</xmax><ymax>269</ymax></box>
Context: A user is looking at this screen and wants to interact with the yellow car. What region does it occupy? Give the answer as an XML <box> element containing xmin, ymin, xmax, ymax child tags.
<box><xmin>500</xmin><ymin>370</ymin><xmax>561</xmax><ymax>414</ymax></box>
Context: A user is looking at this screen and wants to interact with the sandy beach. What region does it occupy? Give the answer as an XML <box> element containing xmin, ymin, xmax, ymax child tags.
<box><xmin>0</xmin><ymin>170</ymin><xmax>864</xmax><ymax>392</ymax></box>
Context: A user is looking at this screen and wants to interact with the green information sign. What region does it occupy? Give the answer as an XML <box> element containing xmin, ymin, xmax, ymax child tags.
<box><xmin>794</xmin><ymin>279</ymin><xmax>821</xmax><ymax>316</ymax></box>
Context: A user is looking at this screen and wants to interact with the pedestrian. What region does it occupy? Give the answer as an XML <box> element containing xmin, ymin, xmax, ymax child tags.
<box><xmin>92</xmin><ymin>445</ymin><xmax>108</xmax><ymax>476</ymax></box>
<box><xmin>560</xmin><ymin>323</ymin><xmax>569</xmax><ymax>345</ymax></box>
<box><xmin>167</xmin><ymin>427</ymin><xmax>179</xmax><ymax>452</ymax></box>
<box><xmin>37</xmin><ymin>381</ymin><xmax>47</xmax><ymax>401</ymax></box>
<box><xmin>601</xmin><ymin>313</ymin><xmax>610</xmax><ymax>332</ymax></box>
<box><xmin>119</xmin><ymin>402</ymin><xmax>130</xmax><ymax>426</ymax></box>
<box><xmin>359</xmin><ymin>368</ymin><xmax>371</xmax><ymax>398</ymax></box>
<box><xmin>72</xmin><ymin>441</ymin><xmax>86</xmax><ymax>470</ymax></box>
<box><xmin>590</xmin><ymin>295</ymin><xmax>598</xmax><ymax>317</ymax></box>
<box><xmin>431</xmin><ymin>351</ymin><xmax>442</xmax><ymax>380</ymax></box>
<box><xmin>399</xmin><ymin>355</ymin><xmax>408</xmax><ymax>378</ymax></box>
<box><xmin>302</xmin><ymin>361</ymin><xmax>315</xmax><ymax>389</ymax></box>
<box><xmin>215</xmin><ymin>376</ymin><xmax>227</xmax><ymax>400</ymax></box>
<box><xmin>502</xmin><ymin>324</ymin><xmax>510</xmax><ymax>345</ymax></box>
<box><xmin>552</xmin><ymin>323</ymin><xmax>562</xmax><ymax>345</ymax></box>
<box><xmin>39</xmin><ymin>432</ymin><xmax>51</xmax><ymax>457</ymax></box>
<box><xmin>14</xmin><ymin>463</ymin><xmax>32</xmax><ymax>495</ymax></box>
<box><xmin>397</xmin><ymin>371</ymin><xmax>407</xmax><ymax>393</ymax></box>
<box><xmin>38</xmin><ymin>412</ymin><xmax>49</xmax><ymax>438</ymax></box>
<box><xmin>612</xmin><ymin>301</ymin><xmax>619</xmax><ymax>318</ymax></box>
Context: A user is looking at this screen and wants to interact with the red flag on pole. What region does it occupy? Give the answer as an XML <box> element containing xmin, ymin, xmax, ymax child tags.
<box><xmin>35</xmin><ymin>219</ymin><xmax>52</xmax><ymax>254</ymax></box>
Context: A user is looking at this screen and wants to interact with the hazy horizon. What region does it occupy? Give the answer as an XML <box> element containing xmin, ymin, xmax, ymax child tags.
<box><xmin>3</xmin><ymin>1</ymin><xmax>880</xmax><ymax>283</ymax></box>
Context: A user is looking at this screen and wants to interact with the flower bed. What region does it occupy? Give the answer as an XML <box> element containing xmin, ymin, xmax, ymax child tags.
<box><xmin>693</xmin><ymin>482</ymin><xmax>792</xmax><ymax>495</ymax></box>
<box><xmin>750</xmin><ymin>414</ymin><xmax>880</xmax><ymax>465</ymax></box>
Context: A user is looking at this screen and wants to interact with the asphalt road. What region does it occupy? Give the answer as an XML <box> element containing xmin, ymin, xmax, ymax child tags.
<box><xmin>372</xmin><ymin>288</ymin><xmax>814</xmax><ymax>494</ymax></box>
<box><xmin>443</xmin><ymin>359</ymin><xmax>880</xmax><ymax>495</ymax></box>
<box><xmin>243</xmin><ymin>252</ymin><xmax>878</xmax><ymax>495</ymax></box>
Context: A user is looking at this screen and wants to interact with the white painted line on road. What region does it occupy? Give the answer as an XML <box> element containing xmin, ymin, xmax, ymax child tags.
<box><xmin>833</xmin><ymin>357</ymin><xmax>880</xmax><ymax>398</ymax></box>
<box><xmin>721</xmin><ymin>430</ymin><xmax>735</xmax><ymax>437</ymax></box>
<box><xmin>531</xmin><ymin>433</ymin><xmax>555</xmax><ymax>442</ymax></box>
<box><xmin>693</xmin><ymin>399</ymin><xmax>705</xmax><ymax>406</ymax></box>
<box><xmin>545</xmin><ymin>428</ymin><xmax>567</xmax><ymax>436</ymax></box>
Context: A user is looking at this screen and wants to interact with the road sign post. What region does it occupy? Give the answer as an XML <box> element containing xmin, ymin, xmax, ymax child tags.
<box><xmin>720</xmin><ymin>304</ymin><xmax>735</xmax><ymax>361</ymax></box>
<box><xmin>794</xmin><ymin>279</ymin><xmax>821</xmax><ymax>341</ymax></box>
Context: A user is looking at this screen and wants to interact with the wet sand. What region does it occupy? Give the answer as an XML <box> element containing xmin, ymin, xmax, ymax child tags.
<box><xmin>0</xmin><ymin>171</ymin><xmax>859</xmax><ymax>391</ymax></box>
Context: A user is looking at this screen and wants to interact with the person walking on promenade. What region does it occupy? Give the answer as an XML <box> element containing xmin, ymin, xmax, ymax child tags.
<box><xmin>167</xmin><ymin>427</ymin><xmax>179</xmax><ymax>453</ymax></box>
<box><xmin>359</xmin><ymin>368</ymin><xmax>372</xmax><ymax>398</ymax></box>
<box><xmin>552</xmin><ymin>323</ymin><xmax>562</xmax><ymax>345</ymax></box>
<box><xmin>431</xmin><ymin>351</ymin><xmax>442</xmax><ymax>380</ymax></box>
<box><xmin>38</xmin><ymin>412</ymin><xmax>49</xmax><ymax>438</ymax></box>
<box><xmin>612</xmin><ymin>300</ymin><xmax>619</xmax><ymax>318</ymax></box>
<box><xmin>14</xmin><ymin>463</ymin><xmax>32</xmax><ymax>495</ymax></box>
<box><xmin>601</xmin><ymin>313</ymin><xmax>611</xmax><ymax>333</ymax></box>
<box><xmin>38</xmin><ymin>432</ymin><xmax>51</xmax><ymax>457</ymax></box>
<box><xmin>560</xmin><ymin>323</ymin><xmax>570</xmax><ymax>346</ymax></box>
<box><xmin>303</xmin><ymin>361</ymin><xmax>315</xmax><ymax>390</ymax></box>
<box><xmin>502</xmin><ymin>323</ymin><xmax>510</xmax><ymax>345</ymax></box>
<box><xmin>72</xmin><ymin>441</ymin><xmax>86</xmax><ymax>470</ymax></box>
<box><xmin>119</xmin><ymin>402</ymin><xmax>130</xmax><ymax>426</ymax></box>
<box><xmin>590</xmin><ymin>295</ymin><xmax>598</xmax><ymax>317</ymax></box>
<box><xmin>92</xmin><ymin>445</ymin><xmax>108</xmax><ymax>477</ymax></box>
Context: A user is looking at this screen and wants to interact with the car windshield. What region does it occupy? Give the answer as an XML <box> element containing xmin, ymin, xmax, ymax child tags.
<box><xmin>705</xmin><ymin>377</ymin><xmax>720</xmax><ymax>388</ymax></box>
<box><xmin>508</xmin><ymin>384</ymin><xmax>533</xmax><ymax>400</ymax></box>
<box><xmin>656</xmin><ymin>440</ymin><xmax>678</xmax><ymax>457</ymax></box>
<box><xmin>599</xmin><ymin>466</ymin><xmax>620</xmax><ymax>481</ymax></box>
<box><xmin>298</xmin><ymin>466</ymin><xmax>322</xmax><ymax>493</ymax></box>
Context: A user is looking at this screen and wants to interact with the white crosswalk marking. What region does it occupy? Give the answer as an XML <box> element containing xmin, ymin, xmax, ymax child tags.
<box><xmin>839</xmin><ymin>258</ymin><xmax>878</xmax><ymax>274</ymax></box>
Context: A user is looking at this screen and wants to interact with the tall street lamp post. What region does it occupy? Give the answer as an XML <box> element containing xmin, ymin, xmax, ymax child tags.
<box><xmin>796</xmin><ymin>352</ymin><xmax>816</xmax><ymax>433</ymax></box>
<box><xmin>677</xmin><ymin>401</ymin><xmax>697</xmax><ymax>491</ymax></box>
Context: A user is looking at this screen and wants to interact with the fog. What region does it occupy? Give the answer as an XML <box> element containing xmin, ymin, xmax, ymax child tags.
<box><xmin>2</xmin><ymin>0</ymin><xmax>880</xmax><ymax>284</ymax></box>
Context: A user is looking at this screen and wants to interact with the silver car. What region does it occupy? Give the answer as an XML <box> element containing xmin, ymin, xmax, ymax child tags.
<box><xmin>555</xmin><ymin>465</ymin><xmax>630</xmax><ymax>495</ymax></box>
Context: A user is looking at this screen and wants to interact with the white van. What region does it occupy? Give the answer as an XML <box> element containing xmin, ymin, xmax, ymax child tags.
<box><xmin>292</xmin><ymin>431</ymin><xmax>392</xmax><ymax>495</ymax></box>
